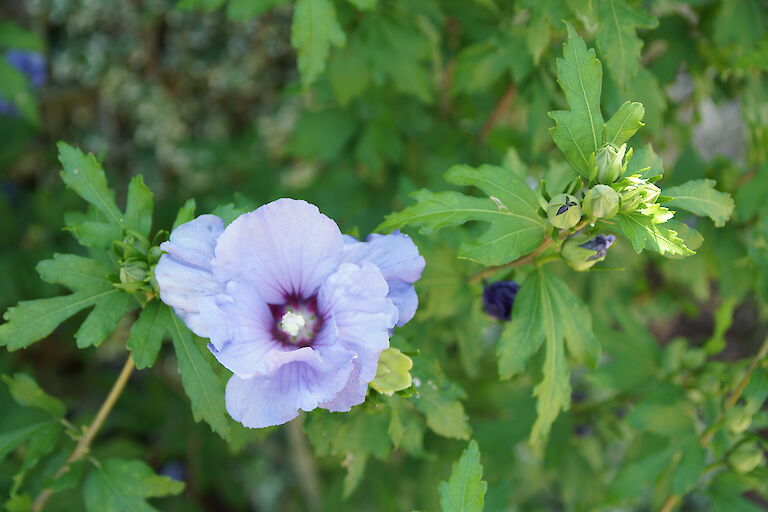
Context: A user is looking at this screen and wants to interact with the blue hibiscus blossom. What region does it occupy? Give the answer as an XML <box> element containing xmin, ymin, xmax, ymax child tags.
<box><xmin>0</xmin><ymin>49</ymin><xmax>47</xmax><ymax>116</ymax></box>
<box><xmin>155</xmin><ymin>199</ymin><xmax>425</xmax><ymax>428</ymax></box>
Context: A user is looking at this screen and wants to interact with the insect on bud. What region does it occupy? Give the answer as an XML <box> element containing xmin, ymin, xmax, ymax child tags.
<box><xmin>482</xmin><ymin>280</ymin><xmax>520</xmax><ymax>321</ymax></box>
<box><xmin>595</xmin><ymin>143</ymin><xmax>627</xmax><ymax>183</ymax></box>
<box><xmin>547</xmin><ymin>194</ymin><xmax>581</xmax><ymax>229</ymax></box>
<box><xmin>562</xmin><ymin>233</ymin><xmax>616</xmax><ymax>271</ymax></box>
<box><xmin>582</xmin><ymin>185</ymin><xmax>620</xmax><ymax>219</ymax></box>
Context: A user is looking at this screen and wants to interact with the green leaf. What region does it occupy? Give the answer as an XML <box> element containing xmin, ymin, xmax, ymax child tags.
<box><xmin>549</xmin><ymin>23</ymin><xmax>604</xmax><ymax>179</ymax></box>
<box><xmin>84</xmin><ymin>458</ymin><xmax>184</xmax><ymax>512</ymax></box>
<box><xmin>57</xmin><ymin>143</ymin><xmax>123</xmax><ymax>230</ymax></box>
<box><xmin>609</xmin><ymin>442</ymin><xmax>676</xmax><ymax>500</ymax></box>
<box><xmin>624</xmin><ymin>143</ymin><xmax>663</xmax><ymax>179</ymax></box>
<box><xmin>604</xmin><ymin>101</ymin><xmax>644</xmax><ymax>146</ymax></box>
<box><xmin>75</xmin><ymin>290</ymin><xmax>135</xmax><ymax>348</ymax></box>
<box><xmin>378</xmin><ymin>165</ymin><xmax>546</xmax><ymax>266</ymax></box>
<box><xmin>670</xmin><ymin>437</ymin><xmax>706</xmax><ymax>494</ymax></box>
<box><xmin>411</xmin><ymin>356</ymin><xmax>471</xmax><ymax>440</ymax></box>
<box><xmin>226</xmin><ymin>0</ymin><xmax>287</xmax><ymax>19</ymax></box>
<box><xmin>124</xmin><ymin>175</ymin><xmax>153</xmax><ymax>237</ymax></box>
<box><xmin>2</xmin><ymin>373</ymin><xmax>66</xmax><ymax>418</ymax></box>
<box><xmin>497</xmin><ymin>277</ymin><xmax>546</xmax><ymax>379</ymax></box>
<box><xmin>36</xmin><ymin>254</ymin><xmax>111</xmax><ymax>292</ymax></box>
<box><xmin>345</xmin><ymin>0</ymin><xmax>377</xmax><ymax>10</ymax></box>
<box><xmin>438</xmin><ymin>440</ymin><xmax>487</xmax><ymax>512</ymax></box>
<box><xmin>663</xmin><ymin>179</ymin><xmax>735</xmax><ymax>227</ymax></box>
<box><xmin>0</xmin><ymin>21</ymin><xmax>45</xmax><ymax>51</ymax></box>
<box><xmin>172</xmin><ymin>199</ymin><xmax>196</xmax><ymax>230</ymax></box>
<box><xmin>596</xmin><ymin>0</ymin><xmax>658</xmax><ymax>90</ymax></box>
<box><xmin>290</xmin><ymin>0</ymin><xmax>346</xmax><ymax>88</ymax></box>
<box><xmin>0</xmin><ymin>289</ymin><xmax>116</xmax><ymax>351</ymax></box>
<box><xmin>167</xmin><ymin>310</ymin><xmax>231</xmax><ymax>441</ymax></box>
<box><xmin>126</xmin><ymin>301</ymin><xmax>167</xmax><ymax>369</ymax></box>
<box><xmin>0</xmin><ymin>422</ymin><xmax>56</xmax><ymax>464</ymax></box>
<box><xmin>614</xmin><ymin>211</ymin><xmax>694</xmax><ymax>257</ymax></box>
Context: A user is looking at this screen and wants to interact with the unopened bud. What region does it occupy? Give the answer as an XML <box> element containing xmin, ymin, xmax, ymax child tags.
<box><xmin>547</xmin><ymin>194</ymin><xmax>581</xmax><ymax>229</ymax></box>
<box><xmin>729</xmin><ymin>443</ymin><xmax>764</xmax><ymax>474</ymax></box>
<box><xmin>583</xmin><ymin>185</ymin><xmax>620</xmax><ymax>219</ymax></box>
<box><xmin>482</xmin><ymin>280</ymin><xmax>520</xmax><ymax>321</ymax></box>
<box><xmin>617</xmin><ymin>176</ymin><xmax>661</xmax><ymax>212</ymax></box>
<box><xmin>370</xmin><ymin>348</ymin><xmax>413</xmax><ymax>395</ymax></box>
<box><xmin>119</xmin><ymin>262</ymin><xmax>148</xmax><ymax>286</ymax></box>
<box><xmin>725</xmin><ymin>407</ymin><xmax>752</xmax><ymax>434</ymax></box>
<box><xmin>595</xmin><ymin>143</ymin><xmax>626</xmax><ymax>183</ymax></box>
<box><xmin>562</xmin><ymin>233</ymin><xmax>616</xmax><ymax>271</ymax></box>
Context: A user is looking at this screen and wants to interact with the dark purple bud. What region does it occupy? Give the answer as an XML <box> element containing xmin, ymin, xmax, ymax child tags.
<box><xmin>482</xmin><ymin>280</ymin><xmax>520</xmax><ymax>321</ymax></box>
<box><xmin>578</xmin><ymin>234</ymin><xmax>616</xmax><ymax>261</ymax></box>
<box><xmin>6</xmin><ymin>50</ymin><xmax>47</xmax><ymax>88</ymax></box>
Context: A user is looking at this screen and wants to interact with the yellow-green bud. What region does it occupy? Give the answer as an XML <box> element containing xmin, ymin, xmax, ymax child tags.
<box><xmin>119</xmin><ymin>262</ymin><xmax>148</xmax><ymax>286</ymax></box>
<box><xmin>547</xmin><ymin>194</ymin><xmax>581</xmax><ymax>229</ymax></box>
<box><xmin>562</xmin><ymin>233</ymin><xmax>616</xmax><ymax>271</ymax></box>
<box><xmin>583</xmin><ymin>185</ymin><xmax>620</xmax><ymax>219</ymax></box>
<box><xmin>595</xmin><ymin>143</ymin><xmax>626</xmax><ymax>183</ymax></box>
<box><xmin>729</xmin><ymin>443</ymin><xmax>764</xmax><ymax>474</ymax></box>
<box><xmin>725</xmin><ymin>407</ymin><xmax>752</xmax><ymax>434</ymax></box>
<box><xmin>618</xmin><ymin>176</ymin><xmax>661</xmax><ymax>212</ymax></box>
<box><xmin>370</xmin><ymin>348</ymin><xmax>413</xmax><ymax>395</ymax></box>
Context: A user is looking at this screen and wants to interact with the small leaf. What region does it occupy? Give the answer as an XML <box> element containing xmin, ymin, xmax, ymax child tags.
<box><xmin>291</xmin><ymin>0</ymin><xmax>346</xmax><ymax>88</ymax></box>
<box><xmin>126</xmin><ymin>301</ymin><xmax>168</xmax><ymax>369</ymax></box>
<box><xmin>370</xmin><ymin>348</ymin><xmax>413</xmax><ymax>395</ymax></box>
<box><xmin>2</xmin><ymin>373</ymin><xmax>66</xmax><ymax>418</ymax></box>
<box><xmin>663</xmin><ymin>179</ymin><xmax>735</xmax><ymax>227</ymax></box>
<box><xmin>84</xmin><ymin>458</ymin><xmax>184</xmax><ymax>512</ymax></box>
<box><xmin>614</xmin><ymin>211</ymin><xmax>694</xmax><ymax>257</ymax></box>
<box><xmin>57</xmin><ymin>143</ymin><xmax>123</xmax><ymax>230</ymax></box>
<box><xmin>124</xmin><ymin>175</ymin><xmax>153</xmax><ymax>237</ymax></box>
<box><xmin>438</xmin><ymin>440</ymin><xmax>487</xmax><ymax>512</ymax></box>
<box><xmin>549</xmin><ymin>23</ymin><xmax>604</xmax><ymax>178</ymax></box>
<box><xmin>75</xmin><ymin>290</ymin><xmax>135</xmax><ymax>348</ymax></box>
<box><xmin>596</xmin><ymin>0</ymin><xmax>658</xmax><ymax>90</ymax></box>
<box><xmin>172</xmin><ymin>199</ymin><xmax>196</xmax><ymax>230</ymax></box>
<box><xmin>167</xmin><ymin>309</ymin><xmax>231</xmax><ymax>441</ymax></box>
<box><xmin>0</xmin><ymin>289</ymin><xmax>115</xmax><ymax>351</ymax></box>
<box><xmin>604</xmin><ymin>101</ymin><xmax>644</xmax><ymax>146</ymax></box>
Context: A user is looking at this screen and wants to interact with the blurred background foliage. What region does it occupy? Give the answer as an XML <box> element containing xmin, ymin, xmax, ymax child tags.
<box><xmin>1</xmin><ymin>0</ymin><xmax>767</xmax><ymax>510</ymax></box>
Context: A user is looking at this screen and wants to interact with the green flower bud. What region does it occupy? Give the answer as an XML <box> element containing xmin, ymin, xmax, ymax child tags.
<box><xmin>562</xmin><ymin>233</ymin><xmax>616</xmax><ymax>271</ymax></box>
<box><xmin>725</xmin><ymin>407</ymin><xmax>752</xmax><ymax>434</ymax></box>
<box><xmin>582</xmin><ymin>185</ymin><xmax>620</xmax><ymax>219</ymax></box>
<box><xmin>617</xmin><ymin>176</ymin><xmax>661</xmax><ymax>212</ymax></box>
<box><xmin>547</xmin><ymin>194</ymin><xmax>581</xmax><ymax>229</ymax></box>
<box><xmin>595</xmin><ymin>143</ymin><xmax>626</xmax><ymax>183</ymax></box>
<box><xmin>729</xmin><ymin>443</ymin><xmax>764</xmax><ymax>474</ymax></box>
<box><xmin>119</xmin><ymin>262</ymin><xmax>148</xmax><ymax>286</ymax></box>
<box><xmin>370</xmin><ymin>348</ymin><xmax>413</xmax><ymax>396</ymax></box>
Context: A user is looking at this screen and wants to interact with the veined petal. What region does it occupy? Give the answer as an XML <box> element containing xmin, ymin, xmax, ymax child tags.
<box><xmin>225</xmin><ymin>344</ymin><xmax>355</xmax><ymax>428</ymax></box>
<box><xmin>155</xmin><ymin>215</ymin><xmax>225</xmax><ymax>338</ymax></box>
<box><xmin>212</xmin><ymin>199</ymin><xmax>344</xmax><ymax>303</ymax></box>
<box><xmin>318</xmin><ymin>262</ymin><xmax>398</xmax><ymax>412</ymax></box>
<box><xmin>342</xmin><ymin>231</ymin><xmax>425</xmax><ymax>325</ymax></box>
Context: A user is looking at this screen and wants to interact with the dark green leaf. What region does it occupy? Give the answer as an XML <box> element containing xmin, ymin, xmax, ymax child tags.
<box><xmin>36</xmin><ymin>254</ymin><xmax>111</xmax><ymax>292</ymax></box>
<box><xmin>126</xmin><ymin>301</ymin><xmax>167</xmax><ymax>369</ymax></box>
<box><xmin>75</xmin><ymin>290</ymin><xmax>135</xmax><ymax>348</ymax></box>
<box><xmin>84</xmin><ymin>458</ymin><xmax>184</xmax><ymax>512</ymax></box>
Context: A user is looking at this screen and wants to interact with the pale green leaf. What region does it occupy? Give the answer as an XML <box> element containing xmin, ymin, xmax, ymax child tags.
<box><xmin>172</xmin><ymin>199</ymin><xmax>196</xmax><ymax>230</ymax></box>
<box><xmin>549</xmin><ymin>23</ymin><xmax>604</xmax><ymax>178</ymax></box>
<box><xmin>614</xmin><ymin>211</ymin><xmax>694</xmax><ymax>256</ymax></box>
<box><xmin>596</xmin><ymin>0</ymin><xmax>658</xmax><ymax>89</ymax></box>
<box><xmin>438</xmin><ymin>440</ymin><xmax>487</xmax><ymax>512</ymax></box>
<box><xmin>604</xmin><ymin>101</ymin><xmax>644</xmax><ymax>146</ymax></box>
<box><xmin>84</xmin><ymin>458</ymin><xmax>184</xmax><ymax>512</ymax></box>
<box><xmin>126</xmin><ymin>301</ymin><xmax>168</xmax><ymax>369</ymax></box>
<box><xmin>168</xmin><ymin>310</ymin><xmax>231</xmax><ymax>441</ymax></box>
<box><xmin>57</xmin><ymin>143</ymin><xmax>123</xmax><ymax>230</ymax></box>
<box><xmin>2</xmin><ymin>373</ymin><xmax>66</xmax><ymax>418</ymax></box>
<box><xmin>291</xmin><ymin>0</ymin><xmax>346</xmax><ymax>88</ymax></box>
<box><xmin>124</xmin><ymin>175</ymin><xmax>153</xmax><ymax>237</ymax></box>
<box><xmin>663</xmin><ymin>179</ymin><xmax>735</xmax><ymax>227</ymax></box>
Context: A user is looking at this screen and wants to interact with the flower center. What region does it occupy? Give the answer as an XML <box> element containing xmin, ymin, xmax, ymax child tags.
<box><xmin>279</xmin><ymin>310</ymin><xmax>307</xmax><ymax>337</ymax></box>
<box><xmin>269</xmin><ymin>295</ymin><xmax>324</xmax><ymax>348</ymax></box>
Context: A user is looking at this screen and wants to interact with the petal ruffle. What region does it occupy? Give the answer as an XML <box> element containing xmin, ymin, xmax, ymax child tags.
<box><xmin>225</xmin><ymin>343</ymin><xmax>355</xmax><ymax>428</ymax></box>
<box><xmin>212</xmin><ymin>199</ymin><xmax>344</xmax><ymax>304</ymax></box>
<box><xmin>155</xmin><ymin>215</ymin><xmax>225</xmax><ymax>338</ymax></box>
<box><xmin>341</xmin><ymin>231</ymin><xmax>425</xmax><ymax>325</ymax></box>
<box><xmin>317</xmin><ymin>261</ymin><xmax>398</xmax><ymax>412</ymax></box>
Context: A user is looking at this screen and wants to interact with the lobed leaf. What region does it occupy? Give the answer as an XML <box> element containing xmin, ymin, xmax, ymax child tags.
<box><xmin>291</xmin><ymin>0</ymin><xmax>346</xmax><ymax>88</ymax></box>
<box><xmin>2</xmin><ymin>373</ymin><xmax>66</xmax><ymax>418</ymax></box>
<box><xmin>663</xmin><ymin>179</ymin><xmax>735</xmax><ymax>227</ymax></box>
<box><xmin>614</xmin><ymin>211</ymin><xmax>694</xmax><ymax>256</ymax></box>
<box><xmin>84</xmin><ymin>458</ymin><xmax>184</xmax><ymax>512</ymax></box>
<box><xmin>75</xmin><ymin>290</ymin><xmax>135</xmax><ymax>348</ymax></box>
<box><xmin>438</xmin><ymin>440</ymin><xmax>487</xmax><ymax>512</ymax></box>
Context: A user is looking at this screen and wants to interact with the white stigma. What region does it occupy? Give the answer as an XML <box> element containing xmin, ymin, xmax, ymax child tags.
<box><xmin>280</xmin><ymin>310</ymin><xmax>307</xmax><ymax>337</ymax></box>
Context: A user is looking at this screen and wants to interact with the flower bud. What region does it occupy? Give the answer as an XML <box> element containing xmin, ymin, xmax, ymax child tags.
<box><xmin>582</xmin><ymin>185</ymin><xmax>620</xmax><ymax>219</ymax></box>
<box><xmin>119</xmin><ymin>262</ymin><xmax>148</xmax><ymax>286</ymax></box>
<box><xmin>725</xmin><ymin>407</ymin><xmax>752</xmax><ymax>434</ymax></box>
<box><xmin>729</xmin><ymin>442</ymin><xmax>764</xmax><ymax>474</ymax></box>
<box><xmin>595</xmin><ymin>143</ymin><xmax>626</xmax><ymax>183</ymax></box>
<box><xmin>618</xmin><ymin>176</ymin><xmax>661</xmax><ymax>212</ymax></box>
<box><xmin>562</xmin><ymin>233</ymin><xmax>616</xmax><ymax>271</ymax></box>
<box><xmin>482</xmin><ymin>280</ymin><xmax>520</xmax><ymax>321</ymax></box>
<box><xmin>370</xmin><ymin>348</ymin><xmax>413</xmax><ymax>395</ymax></box>
<box><xmin>547</xmin><ymin>194</ymin><xmax>581</xmax><ymax>229</ymax></box>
